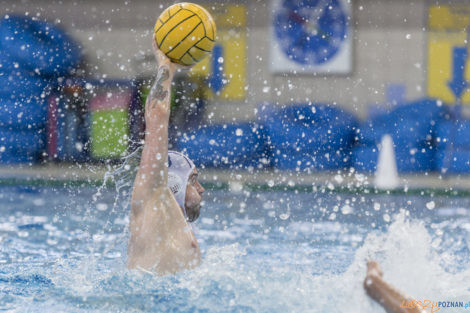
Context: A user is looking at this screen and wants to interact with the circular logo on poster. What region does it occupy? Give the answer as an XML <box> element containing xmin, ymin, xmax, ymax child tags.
<box><xmin>274</xmin><ymin>0</ymin><xmax>348</xmax><ymax>65</ymax></box>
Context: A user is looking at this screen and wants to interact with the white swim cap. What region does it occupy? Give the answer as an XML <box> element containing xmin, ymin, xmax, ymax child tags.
<box><xmin>168</xmin><ymin>151</ymin><xmax>196</xmax><ymax>217</ymax></box>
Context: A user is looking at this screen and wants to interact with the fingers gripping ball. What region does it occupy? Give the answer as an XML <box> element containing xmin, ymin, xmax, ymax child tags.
<box><xmin>154</xmin><ymin>2</ymin><xmax>216</xmax><ymax>66</ymax></box>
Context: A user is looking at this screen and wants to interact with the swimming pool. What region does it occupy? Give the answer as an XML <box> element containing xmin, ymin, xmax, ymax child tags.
<box><xmin>1</xmin><ymin>183</ymin><xmax>469</xmax><ymax>312</ymax></box>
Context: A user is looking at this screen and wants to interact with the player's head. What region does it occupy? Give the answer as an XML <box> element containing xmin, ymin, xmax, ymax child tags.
<box><xmin>168</xmin><ymin>151</ymin><xmax>205</xmax><ymax>222</ymax></box>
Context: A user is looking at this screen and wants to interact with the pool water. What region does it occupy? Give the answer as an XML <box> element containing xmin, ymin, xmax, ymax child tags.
<box><xmin>1</xmin><ymin>183</ymin><xmax>469</xmax><ymax>312</ymax></box>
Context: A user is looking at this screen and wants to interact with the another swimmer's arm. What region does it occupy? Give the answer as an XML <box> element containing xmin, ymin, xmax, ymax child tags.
<box><xmin>364</xmin><ymin>261</ymin><xmax>424</xmax><ymax>313</ymax></box>
<box><xmin>134</xmin><ymin>42</ymin><xmax>177</xmax><ymax>195</ymax></box>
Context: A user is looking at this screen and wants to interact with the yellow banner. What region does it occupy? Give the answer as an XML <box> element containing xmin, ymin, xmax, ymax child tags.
<box><xmin>428</xmin><ymin>6</ymin><xmax>470</xmax><ymax>31</ymax></box>
<box><xmin>189</xmin><ymin>4</ymin><xmax>247</xmax><ymax>100</ymax></box>
<box><xmin>427</xmin><ymin>5</ymin><xmax>470</xmax><ymax>104</ymax></box>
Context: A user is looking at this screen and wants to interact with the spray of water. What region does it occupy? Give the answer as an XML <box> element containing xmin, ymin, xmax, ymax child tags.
<box><xmin>48</xmin><ymin>146</ymin><xmax>144</xmax><ymax>294</ymax></box>
<box><xmin>7</xmin><ymin>184</ymin><xmax>467</xmax><ymax>313</ymax></box>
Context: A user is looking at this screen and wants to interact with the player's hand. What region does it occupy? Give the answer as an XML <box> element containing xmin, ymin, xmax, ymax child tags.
<box><xmin>366</xmin><ymin>260</ymin><xmax>383</xmax><ymax>278</ymax></box>
<box><xmin>152</xmin><ymin>38</ymin><xmax>177</xmax><ymax>71</ymax></box>
<box><xmin>152</xmin><ymin>37</ymin><xmax>191</xmax><ymax>73</ymax></box>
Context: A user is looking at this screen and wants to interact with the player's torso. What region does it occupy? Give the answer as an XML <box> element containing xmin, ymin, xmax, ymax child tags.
<box><xmin>128</xmin><ymin>187</ymin><xmax>201</xmax><ymax>274</ymax></box>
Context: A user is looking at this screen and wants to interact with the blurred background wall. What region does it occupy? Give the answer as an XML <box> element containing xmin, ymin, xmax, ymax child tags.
<box><xmin>1</xmin><ymin>0</ymin><xmax>433</xmax><ymax>120</ymax></box>
<box><xmin>2</xmin><ymin>0</ymin><xmax>469</xmax><ymax>173</ymax></box>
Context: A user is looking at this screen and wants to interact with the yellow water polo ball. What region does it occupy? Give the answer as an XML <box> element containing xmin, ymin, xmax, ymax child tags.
<box><xmin>154</xmin><ymin>2</ymin><xmax>217</xmax><ymax>66</ymax></box>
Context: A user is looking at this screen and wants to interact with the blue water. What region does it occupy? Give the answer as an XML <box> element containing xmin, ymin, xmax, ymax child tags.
<box><xmin>1</xmin><ymin>184</ymin><xmax>469</xmax><ymax>312</ymax></box>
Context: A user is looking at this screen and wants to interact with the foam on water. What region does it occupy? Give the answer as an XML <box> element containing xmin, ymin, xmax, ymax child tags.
<box><xmin>179</xmin><ymin>213</ymin><xmax>468</xmax><ymax>313</ymax></box>
<box><xmin>1</xmin><ymin>183</ymin><xmax>469</xmax><ymax>312</ymax></box>
<box><xmin>18</xmin><ymin>214</ymin><xmax>465</xmax><ymax>313</ymax></box>
<box><xmin>340</xmin><ymin>211</ymin><xmax>470</xmax><ymax>313</ymax></box>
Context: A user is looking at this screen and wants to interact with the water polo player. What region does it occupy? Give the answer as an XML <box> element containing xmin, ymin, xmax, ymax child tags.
<box><xmin>127</xmin><ymin>40</ymin><xmax>204</xmax><ymax>275</ymax></box>
<box><xmin>127</xmin><ymin>18</ymin><xmax>426</xmax><ymax>313</ymax></box>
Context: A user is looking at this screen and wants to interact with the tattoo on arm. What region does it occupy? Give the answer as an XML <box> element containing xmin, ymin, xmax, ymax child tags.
<box><xmin>149</xmin><ymin>66</ymin><xmax>170</xmax><ymax>109</ymax></box>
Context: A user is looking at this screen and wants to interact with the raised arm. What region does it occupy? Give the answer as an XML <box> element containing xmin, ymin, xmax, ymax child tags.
<box><xmin>133</xmin><ymin>42</ymin><xmax>178</xmax><ymax>199</ymax></box>
<box><xmin>128</xmin><ymin>40</ymin><xmax>200</xmax><ymax>274</ymax></box>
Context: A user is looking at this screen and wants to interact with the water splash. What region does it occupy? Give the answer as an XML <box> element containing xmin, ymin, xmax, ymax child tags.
<box><xmin>337</xmin><ymin>211</ymin><xmax>470</xmax><ymax>312</ymax></box>
<box><xmin>82</xmin><ymin>146</ymin><xmax>143</xmax><ymax>264</ymax></box>
<box><xmin>103</xmin><ymin>146</ymin><xmax>143</xmax><ymax>195</ymax></box>
<box><xmin>2</xmin><ymin>184</ymin><xmax>469</xmax><ymax>312</ymax></box>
